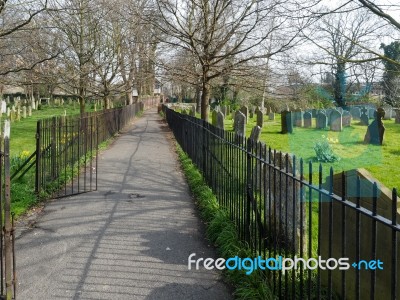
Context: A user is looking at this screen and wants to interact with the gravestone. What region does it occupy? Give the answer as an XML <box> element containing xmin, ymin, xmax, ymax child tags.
<box><xmin>281</xmin><ymin>110</ymin><xmax>293</xmax><ymax>134</ymax></box>
<box><xmin>350</xmin><ymin>107</ymin><xmax>361</xmax><ymax>120</ymax></box>
<box><xmin>221</xmin><ymin>106</ymin><xmax>227</xmax><ymax>117</ymax></box>
<box><xmin>189</xmin><ymin>106</ymin><xmax>196</xmax><ymax>117</ymax></box>
<box><xmin>268</xmin><ymin>112</ymin><xmax>275</xmax><ymax>120</ymax></box>
<box><xmin>293</xmin><ymin>110</ymin><xmax>303</xmax><ymax>127</ymax></box>
<box><xmin>22</xmin><ymin>106</ymin><xmax>26</xmax><ymax>118</ymax></box>
<box><xmin>249</xmin><ymin>126</ymin><xmax>261</xmax><ymax>142</ymax></box>
<box><xmin>240</xmin><ymin>106</ymin><xmax>248</xmax><ymax>123</ymax></box>
<box><xmin>383</xmin><ymin>107</ymin><xmax>392</xmax><ymax>120</ymax></box>
<box><xmin>256</xmin><ymin>110</ymin><xmax>263</xmax><ymax>127</ymax></box>
<box><xmin>1</xmin><ymin>101</ymin><xmax>6</xmax><ymax>114</ymax></box>
<box><xmin>216</xmin><ymin>111</ymin><xmax>224</xmax><ymax>130</ymax></box>
<box><xmin>16</xmin><ymin>108</ymin><xmax>20</xmax><ymax>121</ymax></box>
<box><xmin>234</xmin><ymin>111</ymin><xmax>246</xmax><ymax>139</ymax></box>
<box><xmin>6</xmin><ymin>107</ymin><xmax>10</xmax><ymax>118</ymax></box>
<box><xmin>368</xmin><ymin>108</ymin><xmax>375</xmax><ymax>119</ymax></box>
<box><xmin>316</xmin><ymin>112</ymin><xmax>328</xmax><ymax>129</ymax></box>
<box><xmin>364</xmin><ymin>108</ymin><xmax>385</xmax><ymax>145</ymax></box>
<box><xmin>28</xmin><ymin>106</ymin><xmax>32</xmax><ymax>117</ymax></box>
<box><xmin>330</xmin><ymin>110</ymin><xmax>342</xmax><ymax>132</ymax></box>
<box><xmin>395</xmin><ymin>109</ymin><xmax>400</xmax><ymax>124</ymax></box>
<box><xmin>303</xmin><ymin>111</ymin><xmax>312</xmax><ymax>128</ymax></box>
<box><xmin>263</xmin><ymin>152</ymin><xmax>306</xmax><ymax>253</ymax></box>
<box><xmin>342</xmin><ymin>111</ymin><xmax>352</xmax><ymax>127</ymax></box>
<box><xmin>212</xmin><ymin>110</ymin><xmax>218</xmax><ymax>126</ymax></box>
<box><xmin>360</xmin><ymin>107</ymin><xmax>369</xmax><ymax>126</ymax></box>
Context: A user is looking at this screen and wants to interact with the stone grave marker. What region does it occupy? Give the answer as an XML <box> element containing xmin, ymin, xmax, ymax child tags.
<box><xmin>249</xmin><ymin>126</ymin><xmax>261</xmax><ymax>142</ymax></box>
<box><xmin>28</xmin><ymin>106</ymin><xmax>32</xmax><ymax>117</ymax></box>
<box><xmin>240</xmin><ymin>105</ymin><xmax>248</xmax><ymax>123</ymax></box>
<box><xmin>364</xmin><ymin>108</ymin><xmax>385</xmax><ymax>145</ymax></box>
<box><xmin>234</xmin><ymin>111</ymin><xmax>246</xmax><ymax>138</ymax></box>
<box><xmin>1</xmin><ymin>101</ymin><xmax>6</xmax><ymax>114</ymax></box>
<box><xmin>6</xmin><ymin>107</ymin><xmax>10</xmax><ymax>118</ymax></box>
<box><xmin>368</xmin><ymin>108</ymin><xmax>375</xmax><ymax>119</ymax></box>
<box><xmin>281</xmin><ymin>110</ymin><xmax>293</xmax><ymax>133</ymax></box>
<box><xmin>22</xmin><ymin>106</ymin><xmax>26</xmax><ymax>118</ymax></box>
<box><xmin>342</xmin><ymin>111</ymin><xmax>352</xmax><ymax>127</ymax></box>
<box><xmin>256</xmin><ymin>110</ymin><xmax>263</xmax><ymax>127</ymax></box>
<box><xmin>268</xmin><ymin>112</ymin><xmax>275</xmax><ymax>120</ymax></box>
<box><xmin>216</xmin><ymin>111</ymin><xmax>224</xmax><ymax>129</ymax></box>
<box><xmin>395</xmin><ymin>109</ymin><xmax>400</xmax><ymax>124</ymax></box>
<box><xmin>360</xmin><ymin>107</ymin><xmax>369</xmax><ymax>126</ymax></box>
<box><xmin>293</xmin><ymin>110</ymin><xmax>303</xmax><ymax>127</ymax></box>
<box><xmin>212</xmin><ymin>110</ymin><xmax>218</xmax><ymax>126</ymax></box>
<box><xmin>350</xmin><ymin>107</ymin><xmax>361</xmax><ymax>120</ymax></box>
<box><xmin>303</xmin><ymin>111</ymin><xmax>312</xmax><ymax>128</ymax></box>
<box><xmin>330</xmin><ymin>110</ymin><xmax>342</xmax><ymax>132</ymax></box>
<box><xmin>190</xmin><ymin>106</ymin><xmax>196</xmax><ymax>117</ymax></box>
<box><xmin>383</xmin><ymin>107</ymin><xmax>392</xmax><ymax>120</ymax></box>
<box><xmin>316</xmin><ymin>112</ymin><xmax>328</xmax><ymax>129</ymax></box>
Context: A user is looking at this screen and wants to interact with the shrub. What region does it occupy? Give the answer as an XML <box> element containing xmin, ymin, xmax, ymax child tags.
<box><xmin>313</xmin><ymin>136</ymin><xmax>340</xmax><ymax>162</ymax></box>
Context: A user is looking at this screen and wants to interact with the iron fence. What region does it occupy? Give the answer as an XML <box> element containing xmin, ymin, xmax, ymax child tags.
<box><xmin>164</xmin><ymin>106</ymin><xmax>400</xmax><ymax>300</ymax></box>
<box><xmin>12</xmin><ymin>98</ymin><xmax>159</xmax><ymax>199</ymax></box>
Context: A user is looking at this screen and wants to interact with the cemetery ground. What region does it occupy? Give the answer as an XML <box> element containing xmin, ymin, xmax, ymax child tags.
<box><xmin>208</xmin><ymin>112</ymin><xmax>399</xmax><ymax>191</ymax></box>
<box><xmin>10</xmin><ymin>103</ymin><xmax>95</xmax><ymax>217</ymax></box>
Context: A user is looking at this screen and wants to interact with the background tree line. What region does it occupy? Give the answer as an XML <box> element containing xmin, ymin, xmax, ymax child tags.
<box><xmin>0</xmin><ymin>0</ymin><xmax>399</xmax><ymax>117</ymax></box>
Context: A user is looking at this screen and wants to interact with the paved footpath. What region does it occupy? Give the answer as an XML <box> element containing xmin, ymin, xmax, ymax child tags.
<box><xmin>16</xmin><ymin>109</ymin><xmax>233</xmax><ymax>300</ymax></box>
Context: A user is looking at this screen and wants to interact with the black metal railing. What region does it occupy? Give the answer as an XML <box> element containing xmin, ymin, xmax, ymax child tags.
<box><xmin>11</xmin><ymin>98</ymin><xmax>159</xmax><ymax>199</ymax></box>
<box><xmin>164</xmin><ymin>106</ymin><xmax>400</xmax><ymax>300</ymax></box>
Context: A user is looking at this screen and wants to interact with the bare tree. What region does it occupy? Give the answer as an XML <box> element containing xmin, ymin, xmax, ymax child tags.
<box><xmin>152</xmin><ymin>0</ymin><xmax>303</xmax><ymax>120</ymax></box>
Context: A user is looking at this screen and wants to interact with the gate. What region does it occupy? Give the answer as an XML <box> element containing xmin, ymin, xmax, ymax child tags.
<box><xmin>1</xmin><ymin>121</ymin><xmax>17</xmax><ymax>300</ymax></box>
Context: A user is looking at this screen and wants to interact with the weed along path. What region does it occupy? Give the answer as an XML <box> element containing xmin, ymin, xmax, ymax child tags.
<box><xmin>16</xmin><ymin>109</ymin><xmax>232</xmax><ymax>300</ymax></box>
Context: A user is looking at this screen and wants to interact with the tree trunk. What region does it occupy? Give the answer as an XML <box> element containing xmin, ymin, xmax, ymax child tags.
<box><xmin>201</xmin><ymin>82</ymin><xmax>210</xmax><ymax>121</ymax></box>
<box><xmin>334</xmin><ymin>63</ymin><xmax>346</xmax><ymax>107</ymax></box>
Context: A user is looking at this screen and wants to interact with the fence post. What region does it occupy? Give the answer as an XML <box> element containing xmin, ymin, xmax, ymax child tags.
<box><xmin>35</xmin><ymin>121</ymin><xmax>41</xmax><ymax>194</ymax></box>
<box><xmin>245</xmin><ymin>138</ymin><xmax>252</xmax><ymax>244</ymax></box>
<box><xmin>3</xmin><ymin>121</ymin><xmax>13</xmax><ymax>300</ymax></box>
<box><xmin>51</xmin><ymin>117</ymin><xmax>56</xmax><ymax>179</ymax></box>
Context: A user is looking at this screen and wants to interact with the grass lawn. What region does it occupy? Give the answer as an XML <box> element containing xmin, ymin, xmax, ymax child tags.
<box><xmin>10</xmin><ymin>103</ymin><xmax>94</xmax><ymax>156</ymax></box>
<box><xmin>222</xmin><ymin>113</ymin><xmax>400</xmax><ymax>191</ymax></box>
<box><xmin>9</xmin><ymin>103</ymin><xmax>95</xmax><ymax>216</ymax></box>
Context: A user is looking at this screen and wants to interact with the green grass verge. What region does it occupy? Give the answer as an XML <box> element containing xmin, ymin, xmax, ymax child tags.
<box><xmin>176</xmin><ymin>145</ymin><xmax>275</xmax><ymax>300</ymax></box>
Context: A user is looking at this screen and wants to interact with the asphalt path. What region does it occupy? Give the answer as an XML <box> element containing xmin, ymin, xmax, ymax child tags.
<box><xmin>16</xmin><ymin>109</ymin><xmax>233</xmax><ymax>300</ymax></box>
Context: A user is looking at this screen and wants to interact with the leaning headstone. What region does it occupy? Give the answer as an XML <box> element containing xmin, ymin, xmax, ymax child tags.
<box><xmin>240</xmin><ymin>106</ymin><xmax>248</xmax><ymax>123</ymax></box>
<box><xmin>256</xmin><ymin>110</ymin><xmax>263</xmax><ymax>127</ymax></box>
<box><xmin>268</xmin><ymin>112</ymin><xmax>275</xmax><ymax>120</ymax></box>
<box><xmin>330</xmin><ymin>110</ymin><xmax>342</xmax><ymax>132</ymax></box>
<box><xmin>216</xmin><ymin>111</ymin><xmax>224</xmax><ymax>129</ymax></box>
<box><xmin>360</xmin><ymin>107</ymin><xmax>369</xmax><ymax>126</ymax></box>
<box><xmin>350</xmin><ymin>107</ymin><xmax>361</xmax><ymax>120</ymax></box>
<box><xmin>303</xmin><ymin>111</ymin><xmax>312</xmax><ymax>128</ymax></box>
<box><xmin>234</xmin><ymin>111</ymin><xmax>246</xmax><ymax>139</ymax></box>
<box><xmin>249</xmin><ymin>126</ymin><xmax>261</xmax><ymax>142</ymax></box>
<box><xmin>364</xmin><ymin>108</ymin><xmax>385</xmax><ymax>145</ymax></box>
<box><xmin>316</xmin><ymin>112</ymin><xmax>328</xmax><ymax>129</ymax></box>
<box><xmin>342</xmin><ymin>111</ymin><xmax>352</xmax><ymax>127</ymax></box>
<box><xmin>281</xmin><ymin>110</ymin><xmax>293</xmax><ymax>134</ymax></box>
<box><xmin>22</xmin><ymin>106</ymin><xmax>26</xmax><ymax>118</ymax></box>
